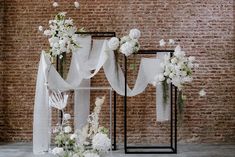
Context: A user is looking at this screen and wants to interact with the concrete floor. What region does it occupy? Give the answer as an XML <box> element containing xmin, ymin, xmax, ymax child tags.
<box><xmin>0</xmin><ymin>143</ymin><xmax>234</xmax><ymax>157</ymax></box>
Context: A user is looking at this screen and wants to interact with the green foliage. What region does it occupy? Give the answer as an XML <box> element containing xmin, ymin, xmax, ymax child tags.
<box><xmin>162</xmin><ymin>80</ymin><xmax>169</xmax><ymax>105</ymax></box>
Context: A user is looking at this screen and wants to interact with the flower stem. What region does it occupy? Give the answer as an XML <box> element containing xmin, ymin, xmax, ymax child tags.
<box><xmin>162</xmin><ymin>80</ymin><xmax>169</xmax><ymax>105</ymax></box>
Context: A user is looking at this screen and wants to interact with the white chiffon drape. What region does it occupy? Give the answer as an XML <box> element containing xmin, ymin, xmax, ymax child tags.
<box><xmin>33</xmin><ymin>36</ymin><xmax>170</xmax><ymax>154</ymax></box>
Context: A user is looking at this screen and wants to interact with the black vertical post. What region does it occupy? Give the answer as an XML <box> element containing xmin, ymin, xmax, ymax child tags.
<box><xmin>170</xmin><ymin>83</ymin><xmax>173</xmax><ymax>149</ymax></box>
<box><xmin>175</xmin><ymin>86</ymin><xmax>177</xmax><ymax>153</ymax></box>
<box><xmin>113</xmin><ymin>91</ymin><xmax>117</xmax><ymax>150</ymax></box>
<box><xmin>124</xmin><ymin>55</ymin><xmax>127</xmax><ymax>153</ymax></box>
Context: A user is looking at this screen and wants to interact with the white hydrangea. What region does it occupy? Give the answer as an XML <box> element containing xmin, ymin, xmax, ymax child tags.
<box><xmin>64</xmin><ymin>126</ymin><xmax>72</xmax><ymax>133</ymax></box>
<box><xmin>120</xmin><ymin>35</ymin><xmax>131</xmax><ymax>44</ymax></box>
<box><xmin>63</xmin><ymin>113</ymin><xmax>71</xmax><ymax>121</ymax></box>
<box><xmin>159</xmin><ymin>39</ymin><xmax>166</xmax><ymax>47</ymax></box>
<box><xmin>129</xmin><ymin>28</ymin><xmax>141</xmax><ymax>40</ymax></box>
<box><xmin>169</xmin><ymin>39</ymin><xmax>175</xmax><ymax>45</ymax></box>
<box><xmin>92</xmin><ymin>133</ymin><xmax>111</xmax><ymax>152</ymax></box>
<box><xmin>70</xmin><ymin>133</ymin><xmax>78</xmax><ymax>140</ymax></box>
<box><xmin>51</xmin><ymin>147</ymin><xmax>64</xmax><ymax>156</ymax></box>
<box><xmin>108</xmin><ymin>37</ymin><xmax>120</xmax><ymax>50</ymax></box>
<box><xmin>120</xmin><ymin>42</ymin><xmax>134</xmax><ymax>56</ymax></box>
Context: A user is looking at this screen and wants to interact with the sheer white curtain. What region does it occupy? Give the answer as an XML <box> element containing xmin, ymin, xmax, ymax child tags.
<box><xmin>33</xmin><ymin>36</ymin><xmax>170</xmax><ymax>154</ymax></box>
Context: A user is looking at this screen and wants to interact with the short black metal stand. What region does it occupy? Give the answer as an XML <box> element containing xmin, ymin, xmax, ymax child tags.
<box><xmin>124</xmin><ymin>50</ymin><xmax>177</xmax><ymax>154</ymax></box>
<box><xmin>56</xmin><ymin>32</ymin><xmax>117</xmax><ymax>150</ymax></box>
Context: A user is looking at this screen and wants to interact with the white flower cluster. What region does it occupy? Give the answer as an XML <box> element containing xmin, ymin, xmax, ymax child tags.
<box><xmin>153</xmin><ymin>45</ymin><xmax>198</xmax><ymax>90</ymax></box>
<box><xmin>51</xmin><ymin>96</ymin><xmax>110</xmax><ymax>157</ymax></box>
<box><xmin>39</xmin><ymin>12</ymin><xmax>80</xmax><ymax>59</ymax></box>
<box><xmin>92</xmin><ymin>132</ymin><xmax>111</xmax><ymax>153</ymax></box>
<box><xmin>108</xmin><ymin>29</ymin><xmax>141</xmax><ymax>56</ymax></box>
<box><xmin>87</xmin><ymin>96</ymin><xmax>105</xmax><ymax>137</ymax></box>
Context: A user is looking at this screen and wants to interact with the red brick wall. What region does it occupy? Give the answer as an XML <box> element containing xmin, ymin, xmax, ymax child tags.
<box><xmin>0</xmin><ymin>0</ymin><xmax>5</xmax><ymax>141</ymax></box>
<box><xmin>0</xmin><ymin>0</ymin><xmax>234</xmax><ymax>144</ymax></box>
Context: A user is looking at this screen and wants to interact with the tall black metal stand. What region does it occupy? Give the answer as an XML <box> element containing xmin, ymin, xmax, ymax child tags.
<box><xmin>56</xmin><ymin>32</ymin><xmax>117</xmax><ymax>150</ymax></box>
<box><xmin>124</xmin><ymin>50</ymin><xmax>177</xmax><ymax>154</ymax></box>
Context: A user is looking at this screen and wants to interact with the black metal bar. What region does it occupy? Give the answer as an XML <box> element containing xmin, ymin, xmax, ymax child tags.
<box><xmin>124</xmin><ymin>50</ymin><xmax>177</xmax><ymax>154</ymax></box>
<box><xmin>127</xmin><ymin>146</ymin><xmax>172</xmax><ymax>149</ymax></box>
<box><xmin>75</xmin><ymin>32</ymin><xmax>115</xmax><ymax>37</ymax></box>
<box><xmin>170</xmin><ymin>83</ymin><xmax>173</xmax><ymax>148</ymax></box>
<box><xmin>113</xmin><ymin>91</ymin><xmax>117</xmax><ymax>150</ymax></box>
<box><xmin>137</xmin><ymin>50</ymin><xmax>174</xmax><ymax>53</ymax></box>
<box><xmin>175</xmin><ymin>86</ymin><xmax>178</xmax><ymax>153</ymax></box>
<box><xmin>126</xmin><ymin>151</ymin><xmax>175</xmax><ymax>154</ymax></box>
<box><xmin>55</xmin><ymin>31</ymin><xmax>117</xmax><ymax>150</ymax></box>
<box><xmin>124</xmin><ymin>55</ymin><xmax>127</xmax><ymax>154</ymax></box>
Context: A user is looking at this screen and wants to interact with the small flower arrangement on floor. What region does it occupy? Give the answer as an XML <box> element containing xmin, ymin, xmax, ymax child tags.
<box><xmin>51</xmin><ymin>96</ymin><xmax>111</xmax><ymax>157</ymax></box>
<box><xmin>153</xmin><ymin>39</ymin><xmax>199</xmax><ymax>114</ymax></box>
<box><xmin>107</xmin><ymin>29</ymin><xmax>141</xmax><ymax>56</ymax></box>
<box><xmin>39</xmin><ymin>12</ymin><xmax>85</xmax><ymax>59</ymax></box>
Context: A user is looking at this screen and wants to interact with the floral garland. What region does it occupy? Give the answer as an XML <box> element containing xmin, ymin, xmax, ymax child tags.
<box><xmin>39</xmin><ymin>12</ymin><xmax>85</xmax><ymax>60</ymax></box>
<box><xmin>107</xmin><ymin>29</ymin><xmax>141</xmax><ymax>56</ymax></box>
<box><xmin>51</xmin><ymin>96</ymin><xmax>111</xmax><ymax>157</ymax></box>
<box><xmin>153</xmin><ymin>39</ymin><xmax>199</xmax><ymax>114</ymax></box>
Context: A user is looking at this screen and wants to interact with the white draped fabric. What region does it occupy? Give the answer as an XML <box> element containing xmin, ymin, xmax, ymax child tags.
<box><xmin>33</xmin><ymin>36</ymin><xmax>170</xmax><ymax>154</ymax></box>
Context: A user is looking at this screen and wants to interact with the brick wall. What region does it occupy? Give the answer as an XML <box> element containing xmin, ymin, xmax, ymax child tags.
<box><xmin>0</xmin><ymin>0</ymin><xmax>234</xmax><ymax>144</ymax></box>
<box><xmin>0</xmin><ymin>0</ymin><xmax>5</xmax><ymax>141</ymax></box>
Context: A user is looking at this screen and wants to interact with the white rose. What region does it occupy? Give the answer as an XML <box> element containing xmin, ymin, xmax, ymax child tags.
<box><xmin>65</xmin><ymin>19</ymin><xmax>73</xmax><ymax>25</ymax></box>
<box><xmin>43</xmin><ymin>30</ymin><xmax>51</xmax><ymax>36</ymax></box>
<box><xmin>52</xmin><ymin>2</ymin><xmax>59</xmax><ymax>7</ymax></box>
<box><xmin>171</xmin><ymin>57</ymin><xmax>178</xmax><ymax>64</ymax></box>
<box><xmin>158</xmin><ymin>74</ymin><xmax>165</xmax><ymax>82</ymax></box>
<box><xmin>174</xmin><ymin>45</ymin><xmax>181</xmax><ymax>53</ymax></box>
<box><xmin>183</xmin><ymin>76</ymin><xmax>193</xmax><ymax>82</ymax></box>
<box><xmin>199</xmin><ymin>89</ymin><xmax>206</xmax><ymax>97</ymax></box>
<box><xmin>120</xmin><ymin>42</ymin><xmax>134</xmax><ymax>56</ymax></box>
<box><xmin>129</xmin><ymin>28</ymin><xmax>141</xmax><ymax>40</ymax></box>
<box><xmin>51</xmin><ymin>147</ymin><xmax>64</xmax><ymax>156</ymax></box>
<box><xmin>74</xmin><ymin>1</ymin><xmax>80</xmax><ymax>8</ymax></box>
<box><xmin>92</xmin><ymin>133</ymin><xmax>111</xmax><ymax>152</ymax></box>
<box><xmin>159</xmin><ymin>39</ymin><xmax>166</xmax><ymax>47</ymax></box>
<box><xmin>181</xmin><ymin>71</ymin><xmax>187</xmax><ymax>77</ymax></box>
<box><xmin>38</xmin><ymin>26</ymin><xmax>43</xmax><ymax>32</ymax></box>
<box><xmin>108</xmin><ymin>37</ymin><xmax>119</xmax><ymax>50</ymax></box>
<box><xmin>63</xmin><ymin>113</ymin><xmax>71</xmax><ymax>120</ymax></box>
<box><xmin>120</xmin><ymin>35</ymin><xmax>131</xmax><ymax>44</ymax></box>
<box><xmin>169</xmin><ymin>73</ymin><xmax>174</xmax><ymax>78</ymax></box>
<box><xmin>70</xmin><ymin>133</ymin><xmax>78</xmax><ymax>140</ymax></box>
<box><xmin>188</xmin><ymin>56</ymin><xmax>195</xmax><ymax>62</ymax></box>
<box><xmin>64</xmin><ymin>126</ymin><xmax>72</xmax><ymax>133</ymax></box>
<box><xmin>169</xmin><ymin>39</ymin><xmax>175</xmax><ymax>45</ymax></box>
<box><xmin>166</xmin><ymin>78</ymin><xmax>171</xmax><ymax>84</ymax></box>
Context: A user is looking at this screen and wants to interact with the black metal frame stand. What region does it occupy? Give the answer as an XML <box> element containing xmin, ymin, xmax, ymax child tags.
<box><xmin>124</xmin><ymin>50</ymin><xmax>177</xmax><ymax>154</ymax></box>
<box><xmin>56</xmin><ymin>32</ymin><xmax>117</xmax><ymax>150</ymax></box>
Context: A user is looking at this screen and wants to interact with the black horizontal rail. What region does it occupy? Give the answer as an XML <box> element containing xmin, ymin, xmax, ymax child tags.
<box><xmin>75</xmin><ymin>32</ymin><xmax>116</xmax><ymax>37</ymax></box>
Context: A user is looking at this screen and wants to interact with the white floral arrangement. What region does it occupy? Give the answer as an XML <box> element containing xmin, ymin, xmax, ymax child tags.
<box><xmin>153</xmin><ymin>39</ymin><xmax>199</xmax><ymax>114</ymax></box>
<box><xmin>51</xmin><ymin>96</ymin><xmax>111</xmax><ymax>157</ymax></box>
<box><xmin>39</xmin><ymin>12</ymin><xmax>85</xmax><ymax>59</ymax></box>
<box><xmin>107</xmin><ymin>28</ymin><xmax>141</xmax><ymax>56</ymax></box>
